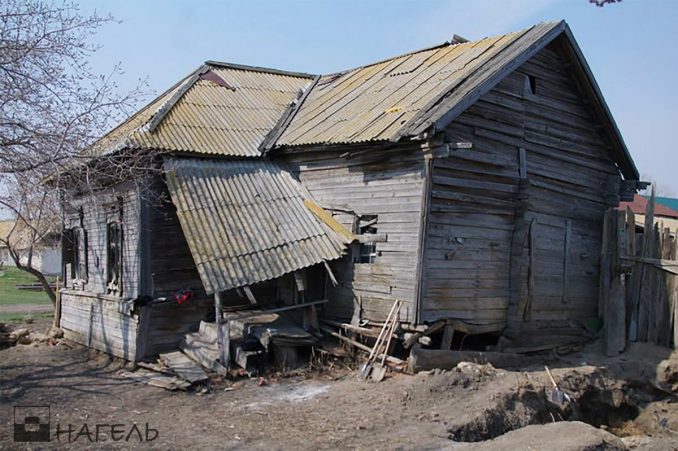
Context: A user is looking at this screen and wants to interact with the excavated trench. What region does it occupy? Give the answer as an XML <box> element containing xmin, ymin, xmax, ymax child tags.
<box><xmin>443</xmin><ymin>368</ymin><xmax>648</xmax><ymax>443</ymax></box>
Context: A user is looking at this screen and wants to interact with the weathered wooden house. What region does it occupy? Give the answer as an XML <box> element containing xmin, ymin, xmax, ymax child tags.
<box><xmin>59</xmin><ymin>21</ymin><xmax>642</xmax><ymax>362</ymax></box>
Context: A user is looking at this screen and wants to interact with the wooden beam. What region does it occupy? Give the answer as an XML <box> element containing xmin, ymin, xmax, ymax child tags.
<box><xmin>518</xmin><ymin>147</ymin><xmax>527</xmax><ymax>179</ymax></box>
<box><xmin>440</xmin><ymin>325</ymin><xmax>455</xmax><ymax>350</ymax></box>
<box><xmin>319</xmin><ymin>326</ymin><xmax>405</xmax><ymax>366</ymax></box>
<box><xmin>225</xmin><ymin>299</ymin><xmax>328</xmax><ymax>322</ymax></box>
<box><xmin>354</xmin><ymin>233</ymin><xmax>388</xmax><ymax>243</ymax></box>
<box><xmin>323</xmin><ymin>261</ymin><xmax>338</xmax><ymax>287</ymax></box>
<box><xmin>214</xmin><ymin>292</ymin><xmax>229</xmax><ymax>371</ymax></box>
<box><xmin>304</xmin><ymin>199</ymin><xmax>355</xmax><ymax>242</ymax></box>
<box><xmin>242</xmin><ymin>286</ymin><xmax>257</xmax><ymax>305</ymax></box>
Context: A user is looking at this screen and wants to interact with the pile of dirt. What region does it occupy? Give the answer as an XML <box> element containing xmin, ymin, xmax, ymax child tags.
<box><xmin>450</xmin><ymin>421</ymin><xmax>626</xmax><ymax>450</ymax></box>
<box><xmin>402</xmin><ymin>362</ymin><xmax>649</xmax><ymax>444</ymax></box>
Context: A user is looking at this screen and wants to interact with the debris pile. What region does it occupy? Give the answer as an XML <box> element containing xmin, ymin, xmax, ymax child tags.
<box><xmin>0</xmin><ymin>323</ymin><xmax>63</xmax><ymax>348</ymax></box>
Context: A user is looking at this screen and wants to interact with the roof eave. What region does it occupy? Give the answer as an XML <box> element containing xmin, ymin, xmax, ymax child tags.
<box><xmin>559</xmin><ymin>24</ymin><xmax>639</xmax><ymax>180</ymax></box>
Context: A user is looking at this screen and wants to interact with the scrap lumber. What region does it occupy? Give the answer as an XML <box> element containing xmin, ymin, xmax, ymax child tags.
<box><xmin>227</xmin><ymin>311</ymin><xmax>315</xmax><ymax>350</ymax></box>
<box><xmin>137</xmin><ymin>360</ymin><xmax>174</xmax><ymax>375</ymax></box>
<box><xmin>119</xmin><ymin>369</ymin><xmax>191</xmax><ymax>391</ymax></box>
<box><xmin>319</xmin><ymin>326</ymin><xmax>405</xmax><ymax>366</ymax></box>
<box><xmin>159</xmin><ymin>351</ymin><xmax>209</xmax><ymax>384</ymax></box>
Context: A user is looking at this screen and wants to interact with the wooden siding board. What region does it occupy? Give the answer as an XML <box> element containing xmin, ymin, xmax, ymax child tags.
<box><xmin>59</xmin><ymin>292</ymin><xmax>139</xmax><ymax>360</ymax></box>
<box><xmin>283</xmin><ymin>145</ymin><xmax>427</xmax><ymax>323</ymax></box>
<box><xmin>420</xmin><ymin>43</ymin><xmax>620</xmax><ymax>331</ymax></box>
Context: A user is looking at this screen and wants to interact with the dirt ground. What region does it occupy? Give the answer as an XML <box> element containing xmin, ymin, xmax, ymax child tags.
<box><xmin>2</xmin><ymin>317</ymin><xmax>678</xmax><ymax>450</ymax></box>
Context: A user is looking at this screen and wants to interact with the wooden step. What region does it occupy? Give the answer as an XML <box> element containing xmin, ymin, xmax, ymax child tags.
<box><xmin>159</xmin><ymin>351</ymin><xmax>208</xmax><ymax>384</ymax></box>
<box><xmin>231</xmin><ymin>339</ymin><xmax>266</xmax><ymax>374</ymax></box>
<box><xmin>199</xmin><ymin>321</ymin><xmax>230</xmax><ymax>344</ymax></box>
<box><xmin>180</xmin><ymin>333</ymin><xmax>226</xmax><ymax>374</ymax></box>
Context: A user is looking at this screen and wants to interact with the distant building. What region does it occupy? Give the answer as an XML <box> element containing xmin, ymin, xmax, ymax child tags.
<box><xmin>619</xmin><ymin>194</ymin><xmax>678</xmax><ymax>232</ymax></box>
<box><xmin>0</xmin><ymin>220</ymin><xmax>61</xmax><ymax>275</ymax></box>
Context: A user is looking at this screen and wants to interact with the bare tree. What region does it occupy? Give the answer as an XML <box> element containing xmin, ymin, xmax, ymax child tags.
<box><xmin>0</xmin><ymin>0</ymin><xmax>148</xmax><ymax>303</ymax></box>
<box><xmin>639</xmin><ymin>174</ymin><xmax>676</xmax><ymax>198</ymax></box>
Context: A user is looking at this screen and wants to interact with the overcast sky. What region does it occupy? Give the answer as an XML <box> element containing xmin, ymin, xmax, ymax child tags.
<box><xmin>64</xmin><ymin>0</ymin><xmax>678</xmax><ymax>197</ymax></box>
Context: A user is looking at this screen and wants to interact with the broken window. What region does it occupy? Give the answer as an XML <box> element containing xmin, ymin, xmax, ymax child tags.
<box><xmin>523</xmin><ymin>74</ymin><xmax>537</xmax><ymax>96</ymax></box>
<box><xmin>106</xmin><ymin>222</ymin><xmax>123</xmax><ymax>295</ymax></box>
<box><xmin>353</xmin><ymin>215</ymin><xmax>378</xmax><ymax>264</ymax></box>
<box><xmin>106</xmin><ymin>199</ymin><xmax>123</xmax><ymax>296</ymax></box>
<box><xmin>63</xmin><ymin>210</ymin><xmax>88</xmax><ymax>285</ymax></box>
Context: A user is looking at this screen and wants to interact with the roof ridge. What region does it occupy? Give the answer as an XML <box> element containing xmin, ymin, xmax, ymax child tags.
<box><xmin>204</xmin><ymin>60</ymin><xmax>316</xmax><ymax>79</ymax></box>
<box><xmin>318</xmin><ymin>23</ymin><xmax>555</xmax><ymax>79</ymax></box>
<box><xmin>144</xmin><ymin>65</ymin><xmax>208</xmax><ymax>134</ymax></box>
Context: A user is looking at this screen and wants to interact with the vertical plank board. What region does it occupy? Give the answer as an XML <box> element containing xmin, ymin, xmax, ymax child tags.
<box><xmin>214</xmin><ymin>292</ymin><xmax>229</xmax><ymax>370</ymax></box>
<box><xmin>599</xmin><ymin>209</ymin><xmax>612</xmax><ymax>321</ymax></box>
<box><xmin>518</xmin><ymin>147</ymin><xmax>527</xmax><ymax>179</ymax></box>
<box><xmin>637</xmin><ymin>189</ymin><xmax>656</xmax><ymax>342</ymax></box>
<box><xmin>648</xmin><ymin>223</ymin><xmax>661</xmax><ymax>344</ymax></box>
<box><xmin>659</xmin><ymin>227</ymin><xmax>672</xmax><ymax>346</ymax></box>
<box><xmin>561</xmin><ymin>219</ymin><xmax>571</xmax><ymax>304</ymax></box>
<box><xmin>519</xmin><ymin>218</ymin><xmax>537</xmax><ymax>320</ymax></box>
<box><xmin>606</xmin><ymin>274</ymin><xmax>626</xmax><ymax>356</ymax></box>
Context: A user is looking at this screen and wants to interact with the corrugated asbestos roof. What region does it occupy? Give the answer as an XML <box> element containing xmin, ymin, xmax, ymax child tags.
<box><xmin>89</xmin><ymin>63</ymin><xmax>313</xmax><ymax>157</ymax></box>
<box><xmin>163</xmin><ymin>157</ymin><xmax>346</xmax><ymax>294</ymax></box>
<box><xmin>274</xmin><ymin>22</ymin><xmax>560</xmax><ymax>147</ymax></box>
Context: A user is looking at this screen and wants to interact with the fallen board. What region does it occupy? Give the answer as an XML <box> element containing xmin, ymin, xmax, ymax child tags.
<box><xmin>118</xmin><ymin>369</ymin><xmax>191</xmax><ymax>391</ymax></box>
<box><xmin>159</xmin><ymin>351</ymin><xmax>209</xmax><ymax>383</ymax></box>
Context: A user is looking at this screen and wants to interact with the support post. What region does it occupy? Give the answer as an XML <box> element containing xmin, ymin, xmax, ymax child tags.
<box><xmin>53</xmin><ymin>276</ymin><xmax>62</xmax><ymax>328</ymax></box>
<box><xmin>214</xmin><ymin>292</ymin><xmax>229</xmax><ymax>371</ymax></box>
<box><xmin>440</xmin><ymin>325</ymin><xmax>455</xmax><ymax>350</ymax></box>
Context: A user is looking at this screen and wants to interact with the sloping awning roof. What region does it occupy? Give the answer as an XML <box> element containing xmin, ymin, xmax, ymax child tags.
<box><xmin>163</xmin><ymin>157</ymin><xmax>348</xmax><ymax>294</ymax></box>
<box><xmin>88</xmin><ymin>63</ymin><xmax>314</xmax><ymax>158</ymax></box>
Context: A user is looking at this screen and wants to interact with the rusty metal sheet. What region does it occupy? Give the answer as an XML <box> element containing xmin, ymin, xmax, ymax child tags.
<box><xmin>163</xmin><ymin>157</ymin><xmax>346</xmax><ymax>294</ymax></box>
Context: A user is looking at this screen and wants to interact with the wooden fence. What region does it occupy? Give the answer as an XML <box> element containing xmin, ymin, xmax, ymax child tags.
<box><xmin>601</xmin><ymin>193</ymin><xmax>678</xmax><ymax>355</ymax></box>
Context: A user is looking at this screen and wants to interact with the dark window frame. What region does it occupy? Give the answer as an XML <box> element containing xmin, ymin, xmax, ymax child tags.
<box><xmin>352</xmin><ymin>215</ymin><xmax>378</xmax><ymax>264</ymax></box>
<box><xmin>63</xmin><ymin>209</ymin><xmax>88</xmax><ymax>285</ymax></box>
<box><xmin>105</xmin><ymin>198</ymin><xmax>124</xmax><ymax>296</ymax></box>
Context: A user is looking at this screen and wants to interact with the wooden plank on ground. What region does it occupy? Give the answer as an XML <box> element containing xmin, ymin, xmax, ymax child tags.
<box><xmin>118</xmin><ymin>369</ymin><xmax>191</xmax><ymax>391</ymax></box>
<box><xmin>160</xmin><ymin>351</ymin><xmax>209</xmax><ymax>384</ymax></box>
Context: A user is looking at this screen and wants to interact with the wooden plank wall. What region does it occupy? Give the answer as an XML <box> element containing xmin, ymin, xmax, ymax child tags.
<box><xmin>420</xmin><ymin>133</ymin><xmax>518</xmax><ymax>327</ymax></box>
<box><xmin>60</xmin><ymin>291</ymin><xmax>139</xmax><ymax>360</ymax></box>
<box><xmin>421</xmin><ymin>42</ymin><xmax>621</xmax><ymax>331</ymax></box>
<box><xmin>508</xmin><ymin>44</ymin><xmax>619</xmax><ymax>328</ymax></box>
<box><xmin>146</xmin><ymin>183</ymin><xmax>207</xmax><ymax>299</ymax></box>
<box><xmin>282</xmin><ymin>145</ymin><xmax>428</xmax><ymax>323</ymax></box>
<box><xmin>64</xmin><ymin>180</ymin><xmax>142</xmax><ymax>298</ymax></box>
